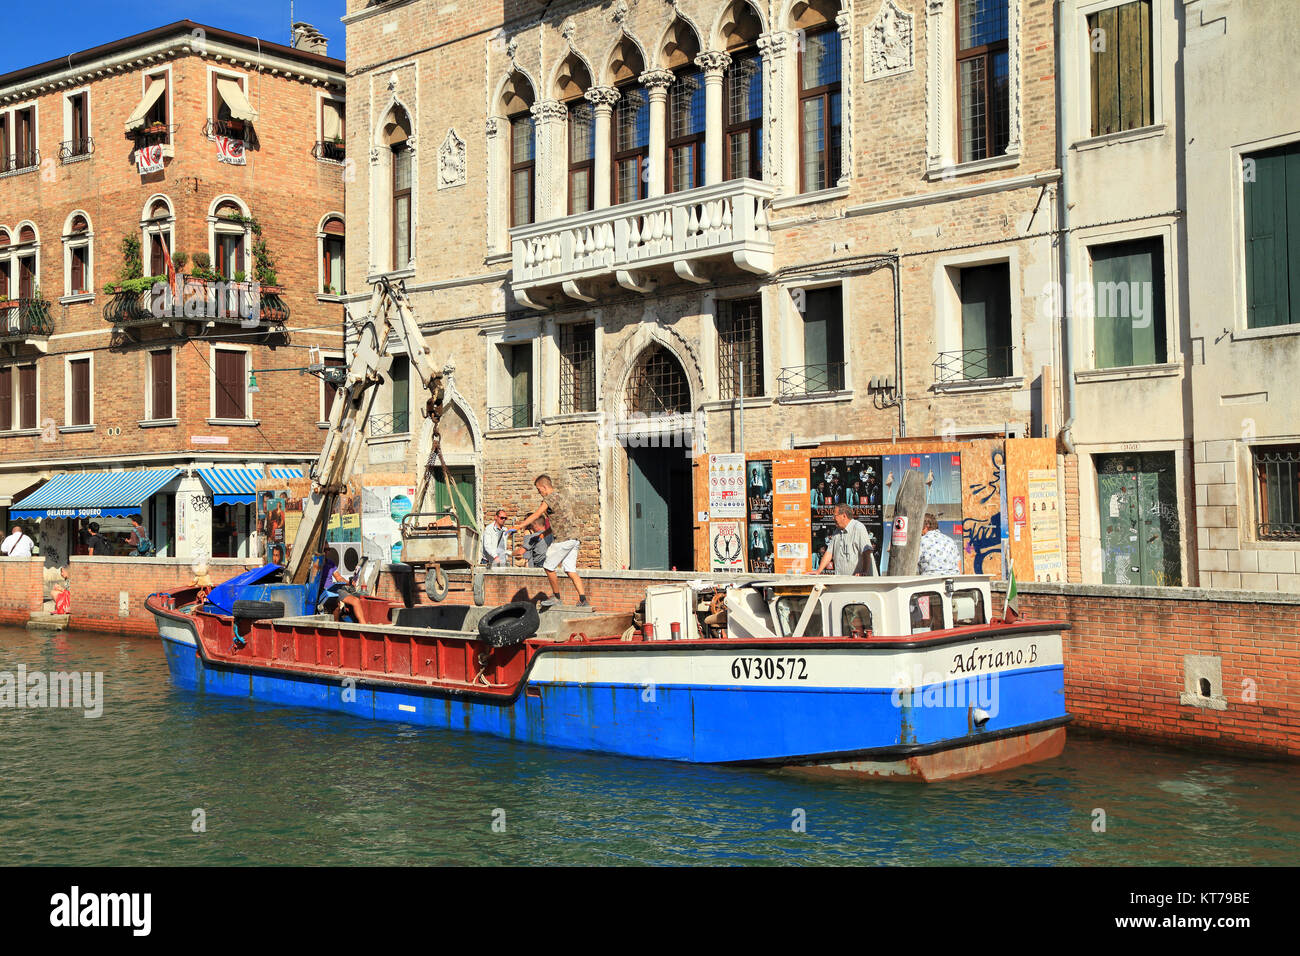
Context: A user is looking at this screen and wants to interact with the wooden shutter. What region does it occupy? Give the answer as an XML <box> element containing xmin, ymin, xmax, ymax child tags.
<box><xmin>18</xmin><ymin>256</ymin><xmax>34</xmax><ymax>300</ymax></box>
<box><xmin>0</xmin><ymin>368</ymin><xmax>11</xmax><ymax>431</ymax></box>
<box><xmin>151</xmin><ymin>350</ymin><xmax>172</xmax><ymax>420</ymax></box>
<box><xmin>73</xmin><ymin>93</ymin><xmax>88</xmax><ymax>146</ymax></box>
<box><xmin>215</xmin><ymin>349</ymin><xmax>245</xmax><ymax>419</ymax></box>
<box><xmin>1244</xmin><ymin>144</ymin><xmax>1299</xmax><ymax>329</ymax></box>
<box><xmin>70</xmin><ymin>358</ymin><xmax>90</xmax><ymax>425</ymax></box>
<box><xmin>71</xmin><ymin>246</ymin><xmax>87</xmax><ymax>294</ymax></box>
<box><xmin>18</xmin><ymin>364</ymin><xmax>36</xmax><ymax>430</ymax></box>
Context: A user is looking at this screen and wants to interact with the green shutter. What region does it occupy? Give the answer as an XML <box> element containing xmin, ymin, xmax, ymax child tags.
<box><xmin>1289</xmin><ymin>146</ymin><xmax>1300</xmax><ymax>326</ymax></box>
<box><xmin>508</xmin><ymin>343</ymin><xmax>532</xmax><ymax>426</ymax></box>
<box><xmin>1245</xmin><ymin>145</ymin><xmax>1295</xmax><ymax>329</ymax></box>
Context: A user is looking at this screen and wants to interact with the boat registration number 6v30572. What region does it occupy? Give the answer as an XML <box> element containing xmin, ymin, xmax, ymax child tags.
<box><xmin>730</xmin><ymin>657</ymin><xmax>809</xmax><ymax>681</ymax></box>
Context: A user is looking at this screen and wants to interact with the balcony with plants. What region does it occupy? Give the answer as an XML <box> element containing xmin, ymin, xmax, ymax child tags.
<box><xmin>0</xmin><ymin>290</ymin><xmax>54</xmax><ymax>355</ymax></box>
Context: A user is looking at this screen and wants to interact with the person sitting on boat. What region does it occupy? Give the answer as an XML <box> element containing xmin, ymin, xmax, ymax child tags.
<box><xmin>917</xmin><ymin>513</ymin><xmax>962</xmax><ymax>575</ymax></box>
<box><xmin>324</xmin><ymin>560</ymin><xmax>367</xmax><ymax>624</ymax></box>
<box><xmin>808</xmin><ymin>504</ymin><xmax>874</xmax><ymax>576</ymax></box>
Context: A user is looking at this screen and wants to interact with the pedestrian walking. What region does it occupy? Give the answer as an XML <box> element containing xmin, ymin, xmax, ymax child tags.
<box><xmin>1</xmin><ymin>525</ymin><xmax>34</xmax><ymax>558</ymax></box>
<box><xmin>516</xmin><ymin>474</ymin><xmax>589</xmax><ymax>608</ymax></box>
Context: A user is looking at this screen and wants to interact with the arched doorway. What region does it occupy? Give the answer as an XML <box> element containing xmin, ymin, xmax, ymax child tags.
<box><xmin>623</xmin><ymin>344</ymin><xmax>694</xmax><ymax>570</ymax></box>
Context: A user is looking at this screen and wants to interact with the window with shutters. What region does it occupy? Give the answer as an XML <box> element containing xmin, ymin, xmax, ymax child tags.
<box><xmin>0</xmin><ymin>367</ymin><xmax>11</xmax><ymax>431</ymax></box>
<box><xmin>63</xmin><ymin>212</ymin><xmax>92</xmax><ymax>298</ymax></box>
<box><xmin>17</xmin><ymin>364</ymin><xmax>36</xmax><ymax>430</ymax></box>
<box><xmin>319</xmin><ymin>216</ymin><xmax>345</xmax><ymax>296</ymax></box>
<box><xmin>558</xmin><ymin>322</ymin><xmax>596</xmax><ymax>414</ymax></box>
<box><xmin>1243</xmin><ymin>141</ymin><xmax>1300</xmax><ymax>329</ymax></box>
<box><xmin>149</xmin><ymin>349</ymin><xmax>173</xmax><ymax>421</ymax></box>
<box><xmin>1089</xmin><ymin>236</ymin><xmax>1166</xmax><ymax>368</ymax></box>
<box><xmin>213</xmin><ymin>348</ymin><xmax>247</xmax><ymax>420</ymax></box>
<box><xmin>64</xmin><ymin>90</ymin><xmax>92</xmax><ymax>161</ymax></box>
<box><xmin>67</xmin><ymin>356</ymin><xmax>91</xmax><ymax>426</ymax></box>
<box><xmin>1087</xmin><ymin>1</ymin><xmax>1154</xmax><ymax>137</ymax></box>
<box><xmin>318</xmin><ymin>96</ymin><xmax>345</xmax><ymax>162</ymax></box>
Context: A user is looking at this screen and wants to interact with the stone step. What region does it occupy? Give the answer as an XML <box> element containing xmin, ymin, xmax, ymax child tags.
<box><xmin>27</xmin><ymin>612</ymin><xmax>70</xmax><ymax>632</ymax></box>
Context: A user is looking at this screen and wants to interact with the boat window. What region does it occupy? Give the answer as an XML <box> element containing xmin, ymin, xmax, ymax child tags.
<box><xmin>909</xmin><ymin>591</ymin><xmax>944</xmax><ymax>633</ymax></box>
<box><xmin>775</xmin><ymin>596</ymin><xmax>824</xmax><ymax>637</ymax></box>
<box><xmin>952</xmin><ymin>588</ymin><xmax>986</xmax><ymax>626</ymax></box>
<box><xmin>841</xmin><ymin>603</ymin><xmax>872</xmax><ymax>638</ymax></box>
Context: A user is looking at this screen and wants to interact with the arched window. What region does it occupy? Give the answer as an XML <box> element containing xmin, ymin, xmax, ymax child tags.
<box><xmin>610</xmin><ymin>37</ymin><xmax>648</xmax><ymax>205</ymax></box>
<box><xmin>143</xmin><ymin>197</ymin><xmax>174</xmax><ymax>277</ymax></box>
<box><xmin>721</xmin><ymin>1</ymin><xmax>765</xmax><ymax>181</ymax></box>
<box><xmin>501</xmin><ymin>72</ymin><xmax>536</xmax><ymax>227</ymax></box>
<box><xmin>555</xmin><ymin>55</ymin><xmax>594</xmax><ymax>215</ymax></box>
<box><xmin>383</xmin><ymin>106</ymin><xmax>413</xmax><ymax>270</ymax></box>
<box><xmin>320</xmin><ymin>215</ymin><xmax>345</xmax><ymax>296</ymax></box>
<box><xmin>63</xmin><ymin>213</ymin><xmax>93</xmax><ymax>297</ymax></box>
<box><xmin>626</xmin><ymin>344</ymin><xmax>692</xmax><ymax>416</ymax></box>
<box><xmin>663</xmin><ymin>19</ymin><xmax>705</xmax><ymax>193</ymax></box>
<box><xmin>13</xmin><ymin>223</ymin><xmax>39</xmax><ymax>300</ymax></box>
<box><xmin>793</xmin><ymin>0</ymin><xmax>843</xmax><ymax>192</ymax></box>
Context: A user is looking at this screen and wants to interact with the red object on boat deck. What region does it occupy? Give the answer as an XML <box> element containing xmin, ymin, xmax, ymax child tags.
<box><xmin>670</xmin><ymin>622</ymin><xmax>681</xmax><ymax>641</ymax></box>
<box><xmin>643</xmin><ymin>622</ymin><xmax>655</xmax><ymax>640</ymax></box>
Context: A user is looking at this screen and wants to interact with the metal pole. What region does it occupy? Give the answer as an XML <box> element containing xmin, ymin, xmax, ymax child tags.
<box><xmin>737</xmin><ymin>347</ymin><xmax>745</xmax><ymax>455</ymax></box>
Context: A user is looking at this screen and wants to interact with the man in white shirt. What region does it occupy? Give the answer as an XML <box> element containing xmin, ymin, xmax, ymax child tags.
<box><xmin>917</xmin><ymin>513</ymin><xmax>963</xmax><ymax>575</ymax></box>
<box><xmin>808</xmin><ymin>505</ymin><xmax>874</xmax><ymax>576</ymax></box>
<box><xmin>1</xmin><ymin>525</ymin><xmax>34</xmax><ymax>558</ymax></box>
<box><xmin>481</xmin><ymin>508</ymin><xmax>511</xmax><ymax>566</ymax></box>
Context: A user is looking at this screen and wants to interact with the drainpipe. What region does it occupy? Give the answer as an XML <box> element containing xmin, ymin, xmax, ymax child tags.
<box><xmin>1055</xmin><ymin>0</ymin><xmax>1076</xmax><ymax>454</ymax></box>
<box><xmin>892</xmin><ymin>256</ymin><xmax>907</xmax><ymax>438</ymax></box>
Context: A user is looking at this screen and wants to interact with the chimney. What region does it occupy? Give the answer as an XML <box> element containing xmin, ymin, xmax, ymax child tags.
<box><xmin>291</xmin><ymin>22</ymin><xmax>328</xmax><ymax>55</ymax></box>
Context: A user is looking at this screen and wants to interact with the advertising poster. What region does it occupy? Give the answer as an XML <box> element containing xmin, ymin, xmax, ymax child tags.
<box><xmin>708</xmin><ymin>453</ymin><xmax>747</xmax><ymax>518</ymax></box>
<box><xmin>810</xmin><ymin>456</ymin><xmax>884</xmax><ymax>574</ymax></box>
<box><xmin>256</xmin><ymin>487</ymin><xmax>292</xmax><ymax>566</ymax></box>
<box><xmin>325</xmin><ymin>478</ymin><xmax>363</xmax><ymax>575</ymax></box>
<box><xmin>746</xmin><ymin>460</ymin><xmax>774</xmax><ymax>573</ymax></box>
<box><xmin>772</xmin><ymin>457</ymin><xmax>811</xmax><ymax>574</ymax></box>
<box><xmin>709</xmin><ymin>519</ymin><xmax>746</xmax><ymax>572</ymax></box>
<box><xmin>1028</xmin><ymin>468</ymin><xmax>1064</xmax><ymax>582</ymax></box>
<box><xmin>879</xmin><ymin>452</ymin><xmax>963</xmax><ymax>574</ymax></box>
<box><xmin>362</xmin><ymin>485</ymin><xmax>416</xmax><ymax>567</ymax></box>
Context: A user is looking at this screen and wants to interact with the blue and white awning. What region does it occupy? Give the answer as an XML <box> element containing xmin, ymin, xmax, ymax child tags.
<box><xmin>197</xmin><ymin>467</ymin><xmax>304</xmax><ymax>505</ymax></box>
<box><xmin>9</xmin><ymin>469</ymin><xmax>181</xmax><ymax>519</ymax></box>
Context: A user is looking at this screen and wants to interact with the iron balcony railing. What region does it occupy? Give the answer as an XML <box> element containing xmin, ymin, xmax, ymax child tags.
<box><xmin>312</xmin><ymin>140</ymin><xmax>346</xmax><ymax>162</ymax></box>
<box><xmin>369</xmin><ymin>411</ymin><xmax>410</xmax><ymax>437</ymax></box>
<box><xmin>59</xmin><ymin>138</ymin><xmax>95</xmax><ymax>162</ymax></box>
<box><xmin>203</xmin><ymin>119</ymin><xmax>258</xmax><ymax>148</ymax></box>
<box><xmin>488</xmin><ymin>404</ymin><xmax>534</xmax><ymax>430</ymax></box>
<box><xmin>103</xmin><ymin>277</ymin><xmax>290</xmax><ymax>326</ymax></box>
<box><xmin>130</xmin><ymin>124</ymin><xmax>177</xmax><ymax>148</ymax></box>
<box><xmin>1</xmin><ymin>149</ymin><xmax>40</xmax><ymax>173</ymax></box>
<box><xmin>777</xmin><ymin>362</ymin><xmax>846</xmax><ymax>397</ymax></box>
<box><xmin>933</xmin><ymin>346</ymin><xmax>1015</xmax><ymax>383</ymax></box>
<box><xmin>0</xmin><ymin>298</ymin><xmax>54</xmax><ymax>339</ymax></box>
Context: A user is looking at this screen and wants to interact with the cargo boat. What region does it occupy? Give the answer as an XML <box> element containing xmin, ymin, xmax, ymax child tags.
<box><xmin>147</xmin><ymin>570</ymin><xmax>1069</xmax><ymax>782</ymax></box>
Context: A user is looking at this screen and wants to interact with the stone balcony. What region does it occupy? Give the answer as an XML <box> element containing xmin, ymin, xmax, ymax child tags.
<box><xmin>509</xmin><ymin>178</ymin><xmax>777</xmax><ymax>309</ymax></box>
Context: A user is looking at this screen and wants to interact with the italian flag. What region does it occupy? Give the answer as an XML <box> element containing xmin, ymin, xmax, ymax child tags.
<box><xmin>1004</xmin><ymin>561</ymin><xmax>1020</xmax><ymax>623</ymax></box>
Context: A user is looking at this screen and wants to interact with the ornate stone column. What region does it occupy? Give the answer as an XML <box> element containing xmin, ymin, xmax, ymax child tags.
<box><xmin>639</xmin><ymin>69</ymin><xmax>674</xmax><ymax>197</ymax></box>
<box><xmin>756</xmin><ymin>31</ymin><xmax>791</xmax><ymax>187</ymax></box>
<box><xmin>695</xmin><ymin>51</ymin><xmax>732</xmax><ymax>186</ymax></box>
<box><xmin>835</xmin><ymin>11</ymin><xmax>854</xmax><ymax>186</ymax></box>
<box><xmin>585</xmin><ymin>86</ymin><xmax>620</xmax><ymax>209</ymax></box>
<box><xmin>485</xmin><ymin>116</ymin><xmax>504</xmax><ymax>253</ymax></box>
<box><xmin>530</xmin><ymin>99</ymin><xmax>568</xmax><ymax>220</ymax></box>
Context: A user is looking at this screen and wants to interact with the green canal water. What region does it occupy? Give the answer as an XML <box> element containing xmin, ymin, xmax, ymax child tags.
<box><xmin>1</xmin><ymin>626</ymin><xmax>1297</xmax><ymax>866</ymax></box>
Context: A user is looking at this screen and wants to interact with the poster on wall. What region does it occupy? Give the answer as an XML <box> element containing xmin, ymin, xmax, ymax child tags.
<box><xmin>772</xmin><ymin>457</ymin><xmax>811</xmax><ymax>574</ymax></box>
<box><xmin>745</xmin><ymin>460</ymin><xmax>774</xmax><ymax>573</ymax></box>
<box><xmin>256</xmin><ymin>487</ymin><xmax>292</xmax><ymax>566</ymax></box>
<box><xmin>709</xmin><ymin>520</ymin><xmax>746</xmax><ymax>572</ymax></box>
<box><xmin>1028</xmin><ymin>468</ymin><xmax>1064</xmax><ymax>582</ymax></box>
<box><xmin>362</xmin><ymin>485</ymin><xmax>416</xmax><ymax>567</ymax></box>
<box><xmin>879</xmin><ymin>452</ymin><xmax>963</xmax><ymax>574</ymax></box>
<box><xmin>810</xmin><ymin>456</ymin><xmax>884</xmax><ymax>573</ymax></box>
<box><xmin>326</xmin><ymin>479</ymin><xmax>363</xmax><ymax>575</ymax></box>
<box><xmin>708</xmin><ymin>453</ymin><xmax>747</xmax><ymax>518</ymax></box>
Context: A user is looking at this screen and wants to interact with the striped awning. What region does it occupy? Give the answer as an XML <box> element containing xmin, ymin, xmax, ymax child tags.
<box><xmin>197</xmin><ymin>467</ymin><xmax>304</xmax><ymax>505</ymax></box>
<box><xmin>10</xmin><ymin>469</ymin><xmax>181</xmax><ymax>519</ymax></box>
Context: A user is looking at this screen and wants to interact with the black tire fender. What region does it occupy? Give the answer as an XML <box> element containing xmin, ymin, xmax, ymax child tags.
<box><xmin>232</xmin><ymin>599</ymin><xmax>285</xmax><ymax>620</ymax></box>
<box><xmin>476</xmin><ymin>601</ymin><xmax>540</xmax><ymax>647</ymax></box>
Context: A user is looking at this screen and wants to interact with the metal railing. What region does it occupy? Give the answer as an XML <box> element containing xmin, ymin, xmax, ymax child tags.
<box><xmin>777</xmin><ymin>362</ymin><xmax>846</xmax><ymax>397</ymax></box>
<box><xmin>0</xmin><ymin>298</ymin><xmax>54</xmax><ymax>339</ymax></box>
<box><xmin>59</xmin><ymin>138</ymin><xmax>95</xmax><ymax>162</ymax></box>
<box><xmin>131</xmin><ymin>124</ymin><xmax>177</xmax><ymax>148</ymax></box>
<box><xmin>933</xmin><ymin>346</ymin><xmax>1015</xmax><ymax>383</ymax></box>
<box><xmin>369</xmin><ymin>411</ymin><xmax>410</xmax><ymax>437</ymax></box>
<box><xmin>1</xmin><ymin>149</ymin><xmax>40</xmax><ymax>173</ymax></box>
<box><xmin>488</xmin><ymin>404</ymin><xmax>534</xmax><ymax>430</ymax></box>
<box><xmin>203</xmin><ymin>119</ymin><xmax>258</xmax><ymax>148</ymax></box>
<box><xmin>102</xmin><ymin>276</ymin><xmax>289</xmax><ymax>326</ymax></box>
<box><xmin>312</xmin><ymin>140</ymin><xmax>346</xmax><ymax>162</ymax></box>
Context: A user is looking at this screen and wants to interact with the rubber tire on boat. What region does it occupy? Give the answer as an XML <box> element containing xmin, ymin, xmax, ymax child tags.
<box><xmin>476</xmin><ymin>601</ymin><xmax>540</xmax><ymax>647</ymax></box>
<box><xmin>232</xmin><ymin>599</ymin><xmax>285</xmax><ymax>621</ymax></box>
<box><xmin>425</xmin><ymin>565</ymin><xmax>449</xmax><ymax>603</ymax></box>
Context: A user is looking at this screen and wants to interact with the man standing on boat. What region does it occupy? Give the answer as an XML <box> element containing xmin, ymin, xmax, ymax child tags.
<box><xmin>808</xmin><ymin>504</ymin><xmax>875</xmax><ymax>576</ymax></box>
<box><xmin>481</xmin><ymin>508</ymin><xmax>511</xmax><ymax>566</ymax></box>
<box><xmin>517</xmin><ymin>474</ymin><xmax>590</xmax><ymax>609</ymax></box>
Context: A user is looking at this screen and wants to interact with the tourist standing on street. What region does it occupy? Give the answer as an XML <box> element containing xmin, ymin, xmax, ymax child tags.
<box><xmin>516</xmin><ymin>474</ymin><xmax>589</xmax><ymax>608</ymax></box>
<box><xmin>1</xmin><ymin>525</ymin><xmax>34</xmax><ymax>558</ymax></box>
<box><xmin>917</xmin><ymin>513</ymin><xmax>963</xmax><ymax>575</ymax></box>
<box><xmin>481</xmin><ymin>508</ymin><xmax>511</xmax><ymax>566</ymax></box>
<box><xmin>81</xmin><ymin>521</ymin><xmax>106</xmax><ymax>556</ymax></box>
<box><xmin>808</xmin><ymin>504</ymin><xmax>875</xmax><ymax>576</ymax></box>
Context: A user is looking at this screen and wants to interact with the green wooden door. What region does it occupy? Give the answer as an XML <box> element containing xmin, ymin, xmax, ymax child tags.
<box><xmin>1097</xmin><ymin>452</ymin><xmax>1181</xmax><ymax>586</ymax></box>
<box><xmin>629</xmin><ymin>447</ymin><xmax>670</xmax><ymax>570</ymax></box>
<box><xmin>434</xmin><ymin>466</ymin><xmax>477</xmax><ymax>530</ymax></box>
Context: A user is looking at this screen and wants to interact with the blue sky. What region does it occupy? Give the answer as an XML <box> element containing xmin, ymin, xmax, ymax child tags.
<box><xmin>1</xmin><ymin>0</ymin><xmax>347</xmax><ymax>74</ymax></box>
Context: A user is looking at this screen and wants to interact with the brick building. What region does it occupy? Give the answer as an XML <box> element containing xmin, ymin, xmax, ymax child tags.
<box><xmin>344</xmin><ymin>0</ymin><xmax>1064</xmax><ymax>571</ymax></box>
<box><xmin>0</xmin><ymin>20</ymin><xmax>348</xmax><ymax>564</ymax></box>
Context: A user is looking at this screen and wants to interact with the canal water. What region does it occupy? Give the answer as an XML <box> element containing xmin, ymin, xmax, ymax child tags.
<box><xmin>2</xmin><ymin>626</ymin><xmax>1297</xmax><ymax>866</ymax></box>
